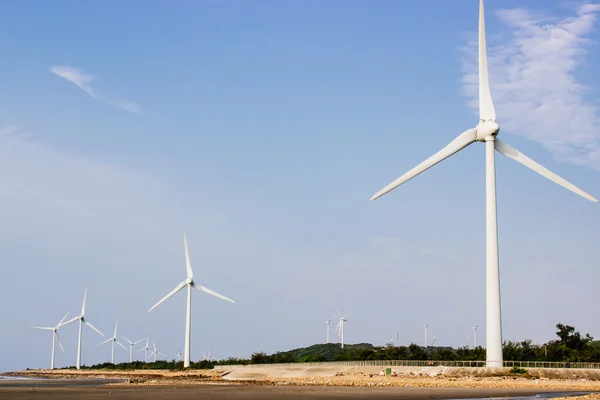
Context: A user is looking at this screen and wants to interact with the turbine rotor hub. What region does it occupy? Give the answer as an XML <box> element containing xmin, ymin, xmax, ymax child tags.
<box><xmin>476</xmin><ymin>120</ymin><xmax>500</xmax><ymax>142</ymax></box>
<box><xmin>186</xmin><ymin>277</ymin><xmax>193</xmax><ymax>285</ymax></box>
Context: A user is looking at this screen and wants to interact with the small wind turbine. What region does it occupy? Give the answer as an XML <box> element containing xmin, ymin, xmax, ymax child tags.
<box><xmin>369</xmin><ymin>0</ymin><xmax>598</xmax><ymax>368</ymax></box>
<box><xmin>148</xmin><ymin>232</ymin><xmax>235</xmax><ymax>368</ymax></box>
<box><xmin>335</xmin><ymin>309</ymin><xmax>351</xmax><ymax>348</ymax></box>
<box><xmin>424</xmin><ymin>325</ymin><xmax>428</xmax><ymax>349</ymax></box>
<box><xmin>466</xmin><ymin>336</ymin><xmax>470</xmax><ymax>349</ymax></box>
<box><xmin>176</xmin><ymin>349</ymin><xmax>182</xmax><ymax>362</ymax></box>
<box><xmin>62</xmin><ymin>289</ymin><xmax>104</xmax><ymax>369</ymax></box>
<box><xmin>122</xmin><ymin>336</ymin><xmax>146</xmax><ymax>362</ymax></box>
<box><xmin>202</xmin><ymin>349</ymin><xmax>212</xmax><ymax>361</ymax></box>
<box><xmin>98</xmin><ymin>321</ymin><xmax>127</xmax><ymax>364</ymax></box>
<box><xmin>146</xmin><ymin>341</ymin><xmax>167</xmax><ymax>362</ymax></box>
<box><xmin>317</xmin><ymin>316</ymin><xmax>335</xmax><ymax>344</ymax></box>
<box><xmin>472</xmin><ymin>325</ymin><xmax>479</xmax><ymax>348</ymax></box>
<box><xmin>32</xmin><ymin>312</ymin><xmax>71</xmax><ymax>370</ymax></box>
<box><xmin>385</xmin><ymin>334</ymin><xmax>395</xmax><ymax>346</ymax></box>
<box><xmin>431</xmin><ymin>336</ymin><xmax>437</xmax><ymax>347</ymax></box>
<box><xmin>136</xmin><ymin>337</ymin><xmax>150</xmax><ymax>361</ymax></box>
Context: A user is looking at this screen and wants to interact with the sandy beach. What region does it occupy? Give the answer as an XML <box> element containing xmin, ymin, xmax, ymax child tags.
<box><xmin>3</xmin><ymin>368</ymin><xmax>600</xmax><ymax>399</ymax></box>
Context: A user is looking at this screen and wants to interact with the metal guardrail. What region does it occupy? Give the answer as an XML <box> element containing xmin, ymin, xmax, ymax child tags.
<box><xmin>214</xmin><ymin>360</ymin><xmax>600</xmax><ymax>370</ymax></box>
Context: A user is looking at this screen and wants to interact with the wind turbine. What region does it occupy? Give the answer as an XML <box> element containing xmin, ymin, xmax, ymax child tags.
<box><xmin>136</xmin><ymin>337</ymin><xmax>150</xmax><ymax>361</ymax></box>
<box><xmin>122</xmin><ymin>336</ymin><xmax>146</xmax><ymax>362</ymax></box>
<box><xmin>424</xmin><ymin>325</ymin><xmax>428</xmax><ymax>349</ymax></box>
<box><xmin>335</xmin><ymin>309</ymin><xmax>351</xmax><ymax>348</ymax></box>
<box><xmin>318</xmin><ymin>316</ymin><xmax>335</xmax><ymax>344</ymax></box>
<box><xmin>472</xmin><ymin>325</ymin><xmax>479</xmax><ymax>348</ymax></box>
<box><xmin>32</xmin><ymin>312</ymin><xmax>71</xmax><ymax>370</ymax></box>
<box><xmin>369</xmin><ymin>0</ymin><xmax>598</xmax><ymax>368</ymax></box>
<box><xmin>98</xmin><ymin>321</ymin><xmax>127</xmax><ymax>364</ymax></box>
<box><xmin>431</xmin><ymin>337</ymin><xmax>437</xmax><ymax>347</ymax></box>
<box><xmin>146</xmin><ymin>341</ymin><xmax>167</xmax><ymax>362</ymax></box>
<box><xmin>148</xmin><ymin>232</ymin><xmax>235</xmax><ymax>368</ymax></box>
<box><xmin>62</xmin><ymin>289</ymin><xmax>104</xmax><ymax>369</ymax></box>
<box><xmin>176</xmin><ymin>349</ymin><xmax>182</xmax><ymax>362</ymax></box>
<box><xmin>202</xmin><ymin>349</ymin><xmax>212</xmax><ymax>361</ymax></box>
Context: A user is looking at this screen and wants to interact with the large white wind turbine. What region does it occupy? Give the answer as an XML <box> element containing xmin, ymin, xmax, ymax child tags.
<box><xmin>335</xmin><ymin>309</ymin><xmax>350</xmax><ymax>348</ymax></box>
<box><xmin>98</xmin><ymin>321</ymin><xmax>127</xmax><ymax>364</ymax></box>
<box><xmin>62</xmin><ymin>289</ymin><xmax>105</xmax><ymax>369</ymax></box>
<box><xmin>370</xmin><ymin>0</ymin><xmax>597</xmax><ymax>368</ymax></box>
<box><xmin>148</xmin><ymin>232</ymin><xmax>235</xmax><ymax>368</ymax></box>
<box><xmin>32</xmin><ymin>312</ymin><xmax>71</xmax><ymax>370</ymax></box>
<box><xmin>122</xmin><ymin>336</ymin><xmax>146</xmax><ymax>362</ymax></box>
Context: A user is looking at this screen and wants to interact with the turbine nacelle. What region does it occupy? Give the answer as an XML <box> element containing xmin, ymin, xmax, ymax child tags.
<box><xmin>185</xmin><ymin>277</ymin><xmax>193</xmax><ymax>285</ymax></box>
<box><xmin>476</xmin><ymin>121</ymin><xmax>499</xmax><ymax>142</ymax></box>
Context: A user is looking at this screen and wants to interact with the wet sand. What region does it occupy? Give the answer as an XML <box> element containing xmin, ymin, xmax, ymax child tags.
<box><xmin>0</xmin><ymin>384</ymin><xmax>583</xmax><ymax>400</ymax></box>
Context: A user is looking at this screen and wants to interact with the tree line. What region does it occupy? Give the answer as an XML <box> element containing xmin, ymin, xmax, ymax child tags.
<box><xmin>62</xmin><ymin>323</ymin><xmax>600</xmax><ymax>370</ymax></box>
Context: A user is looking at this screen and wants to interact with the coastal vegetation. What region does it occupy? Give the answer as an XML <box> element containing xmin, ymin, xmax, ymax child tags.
<box><xmin>62</xmin><ymin>323</ymin><xmax>600</xmax><ymax>370</ymax></box>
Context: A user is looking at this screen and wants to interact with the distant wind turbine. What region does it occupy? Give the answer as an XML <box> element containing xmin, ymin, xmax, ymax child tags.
<box><xmin>32</xmin><ymin>312</ymin><xmax>71</xmax><ymax>370</ymax></box>
<box><xmin>62</xmin><ymin>289</ymin><xmax>104</xmax><ymax>369</ymax></box>
<box><xmin>202</xmin><ymin>349</ymin><xmax>212</xmax><ymax>361</ymax></box>
<box><xmin>369</xmin><ymin>0</ymin><xmax>598</xmax><ymax>368</ymax></box>
<box><xmin>136</xmin><ymin>337</ymin><xmax>150</xmax><ymax>361</ymax></box>
<box><xmin>424</xmin><ymin>325</ymin><xmax>428</xmax><ymax>349</ymax></box>
<box><xmin>122</xmin><ymin>336</ymin><xmax>146</xmax><ymax>362</ymax></box>
<box><xmin>146</xmin><ymin>341</ymin><xmax>167</xmax><ymax>362</ymax></box>
<box><xmin>148</xmin><ymin>232</ymin><xmax>235</xmax><ymax>368</ymax></box>
<box><xmin>176</xmin><ymin>349</ymin><xmax>182</xmax><ymax>362</ymax></box>
<box><xmin>472</xmin><ymin>325</ymin><xmax>479</xmax><ymax>348</ymax></box>
<box><xmin>98</xmin><ymin>321</ymin><xmax>127</xmax><ymax>364</ymax></box>
<box><xmin>431</xmin><ymin>336</ymin><xmax>437</xmax><ymax>347</ymax></box>
<box><xmin>335</xmin><ymin>309</ymin><xmax>350</xmax><ymax>348</ymax></box>
<box><xmin>317</xmin><ymin>316</ymin><xmax>335</xmax><ymax>344</ymax></box>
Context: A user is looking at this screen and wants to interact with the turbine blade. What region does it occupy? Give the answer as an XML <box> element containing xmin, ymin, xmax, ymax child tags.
<box><xmin>495</xmin><ymin>139</ymin><xmax>598</xmax><ymax>203</ymax></box>
<box><xmin>57</xmin><ymin>312</ymin><xmax>70</xmax><ymax>327</ymax></box>
<box><xmin>184</xmin><ymin>232</ymin><xmax>193</xmax><ymax>279</ymax></box>
<box><xmin>343</xmin><ymin>312</ymin><xmax>351</xmax><ymax>318</ymax></box>
<box><xmin>134</xmin><ymin>337</ymin><xmax>146</xmax><ymax>345</ymax></box>
<box><xmin>370</xmin><ymin>129</ymin><xmax>477</xmax><ymax>201</ymax></box>
<box><xmin>55</xmin><ymin>332</ymin><xmax>65</xmax><ymax>352</ymax></box>
<box><xmin>478</xmin><ymin>0</ymin><xmax>496</xmax><ymax>122</ymax></box>
<box><xmin>135</xmin><ymin>347</ymin><xmax>145</xmax><ymax>353</ymax></box>
<box><xmin>98</xmin><ymin>337</ymin><xmax>113</xmax><ymax>346</ymax></box>
<box><xmin>122</xmin><ymin>336</ymin><xmax>132</xmax><ymax>345</ymax></box>
<box><xmin>85</xmin><ymin>321</ymin><xmax>104</xmax><ymax>337</ymax></box>
<box><xmin>192</xmin><ymin>283</ymin><xmax>235</xmax><ymax>303</ymax></box>
<box><xmin>61</xmin><ymin>316</ymin><xmax>79</xmax><ymax>327</ymax></box>
<box><xmin>113</xmin><ymin>321</ymin><xmax>118</xmax><ymax>337</ymax></box>
<box><xmin>117</xmin><ymin>341</ymin><xmax>128</xmax><ymax>351</ymax></box>
<box><xmin>157</xmin><ymin>351</ymin><xmax>167</xmax><ymax>357</ymax></box>
<box><xmin>148</xmin><ymin>281</ymin><xmax>187</xmax><ymax>312</ymax></box>
<box><xmin>32</xmin><ymin>326</ymin><xmax>53</xmax><ymax>330</ymax></box>
<box><xmin>81</xmin><ymin>288</ymin><xmax>87</xmax><ymax>316</ymax></box>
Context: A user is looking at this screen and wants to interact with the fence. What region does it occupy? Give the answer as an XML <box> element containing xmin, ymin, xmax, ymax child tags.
<box><xmin>214</xmin><ymin>360</ymin><xmax>600</xmax><ymax>370</ymax></box>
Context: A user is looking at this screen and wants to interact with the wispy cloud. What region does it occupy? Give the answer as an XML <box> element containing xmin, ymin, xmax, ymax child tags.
<box><xmin>461</xmin><ymin>3</ymin><xmax>600</xmax><ymax>169</ymax></box>
<box><xmin>51</xmin><ymin>66</ymin><xmax>141</xmax><ymax>114</ymax></box>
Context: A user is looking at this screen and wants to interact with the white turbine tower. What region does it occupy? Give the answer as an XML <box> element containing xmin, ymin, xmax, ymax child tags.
<box><xmin>318</xmin><ymin>316</ymin><xmax>335</xmax><ymax>344</ymax></box>
<box><xmin>62</xmin><ymin>289</ymin><xmax>104</xmax><ymax>369</ymax></box>
<box><xmin>472</xmin><ymin>325</ymin><xmax>479</xmax><ymax>348</ymax></box>
<box><xmin>136</xmin><ymin>337</ymin><xmax>150</xmax><ymax>361</ymax></box>
<box><xmin>148</xmin><ymin>232</ymin><xmax>235</xmax><ymax>368</ymax></box>
<box><xmin>32</xmin><ymin>312</ymin><xmax>71</xmax><ymax>370</ymax></box>
<box><xmin>369</xmin><ymin>0</ymin><xmax>598</xmax><ymax>368</ymax></box>
<box><xmin>98</xmin><ymin>321</ymin><xmax>127</xmax><ymax>364</ymax></box>
<box><xmin>146</xmin><ymin>341</ymin><xmax>167</xmax><ymax>362</ymax></box>
<box><xmin>335</xmin><ymin>309</ymin><xmax>351</xmax><ymax>348</ymax></box>
<box><xmin>122</xmin><ymin>336</ymin><xmax>146</xmax><ymax>362</ymax></box>
<box><xmin>424</xmin><ymin>325</ymin><xmax>428</xmax><ymax>349</ymax></box>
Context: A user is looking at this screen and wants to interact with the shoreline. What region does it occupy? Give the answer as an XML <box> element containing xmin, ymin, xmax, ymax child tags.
<box><xmin>3</xmin><ymin>369</ymin><xmax>600</xmax><ymax>400</ymax></box>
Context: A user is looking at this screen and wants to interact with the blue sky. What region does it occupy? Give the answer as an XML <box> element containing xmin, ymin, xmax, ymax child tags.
<box><xmin>1</xmin><ymin>0</ymin><xmax>600</xmax><ymax>371</ymax></box>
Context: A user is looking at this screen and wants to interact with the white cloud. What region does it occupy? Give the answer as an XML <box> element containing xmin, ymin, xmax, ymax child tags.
<box><xmin>51</xmin><ymin>65</ymin><xmax>142</xmax><ymax>114</ymax></box>
<box><xmin>461</xmin><ymin>3</ymin><xmax>600</xmax><ymax>169</ymax></box>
